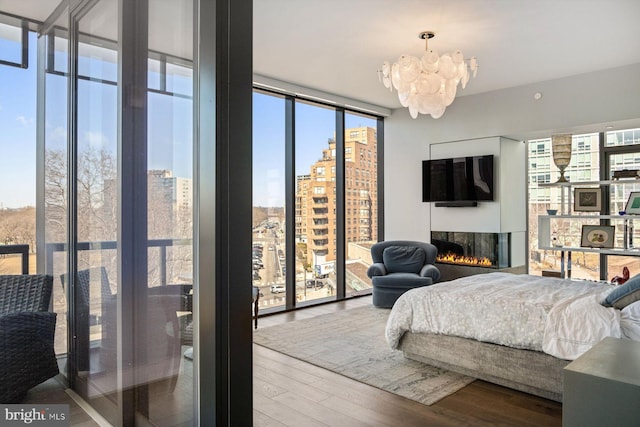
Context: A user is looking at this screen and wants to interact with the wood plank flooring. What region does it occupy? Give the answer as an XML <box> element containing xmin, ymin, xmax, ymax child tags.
<box><xmin>253</xmin><ymin>295</ymin><xmax>562</xmax><ymax>427</ymax></box>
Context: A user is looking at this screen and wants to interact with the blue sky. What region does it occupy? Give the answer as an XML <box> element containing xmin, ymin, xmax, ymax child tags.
<box><xmin>0</xmin><ymin>30</ymin><xmax>375</xmax><ymax>209</ymax></box>
<box><xmin>252</xmin><ymin>93</ymin><xmax>376</xmax><ymax>206</ymax></box>
<box><xmin>0</xmin><ymin>33</ymin><xmax>37</xmax><ymax>208</ymax></box>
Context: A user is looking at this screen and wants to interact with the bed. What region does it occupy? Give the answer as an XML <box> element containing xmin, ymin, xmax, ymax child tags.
<box><xmin>385</xmin><ymin>272</ymin><xmax>640</xmax><ymax>402</ymax></box>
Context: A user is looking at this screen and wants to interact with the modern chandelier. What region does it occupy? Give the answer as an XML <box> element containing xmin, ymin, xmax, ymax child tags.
<box><xmin>379</xmin><ymin>31</ymin><xmax>478</xmax><ymax>119</ymax></box>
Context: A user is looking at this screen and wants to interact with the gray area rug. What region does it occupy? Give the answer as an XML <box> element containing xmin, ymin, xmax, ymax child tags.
<box><xmin>253</xmin><ymin>305</ymin><xmax>475</xmax><ymax>405</ymax></box>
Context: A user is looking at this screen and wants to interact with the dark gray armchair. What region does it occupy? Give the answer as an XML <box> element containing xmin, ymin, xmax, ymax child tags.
<box><xmin>0</xmin><ymin>274</ymin><xmax>59</xmax><ymax>402</ymax></box>
<box><xmin>367</xmin><ymin>240</ymin><xmax>440</xmax><ymax>308</ymax></box>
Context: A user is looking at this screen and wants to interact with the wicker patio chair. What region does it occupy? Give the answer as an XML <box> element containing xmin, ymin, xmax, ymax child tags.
<box><xmin>0</xmin><ymin>274</ymin><xmax>58</xmax><ymax>403</ymax></box>
<box><xmin>60</xmin><ymin>267</ymin><xmax>115</xmax><ymax>372</ymax></box>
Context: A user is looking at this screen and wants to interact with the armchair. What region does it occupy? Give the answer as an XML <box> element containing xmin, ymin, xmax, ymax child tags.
<box><xmin>0</xmin><ymin>274</ymin><xmax>59</xmax><ymax>402</ymax></box>
<box><xmin>367</xmin><ymin>240</ymin><xmax>440</xmax><ymax>308</ymax></box>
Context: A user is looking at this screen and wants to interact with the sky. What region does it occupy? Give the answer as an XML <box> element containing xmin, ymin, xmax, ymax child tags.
<box><xmin>0</xmin><ymin>27</ymin><xmax>375</xmax><ymax>209</ymax></box>
<box><xmin>0</xmin><ymin>33</ymin><xmax>37</xmax><ymax>208</ymax></box>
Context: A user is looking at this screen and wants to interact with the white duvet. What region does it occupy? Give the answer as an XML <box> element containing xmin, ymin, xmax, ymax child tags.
<box><xmin>385</xmin><ymin>272</ymin><xmax>622</xmax><ymax>360</ymax></box>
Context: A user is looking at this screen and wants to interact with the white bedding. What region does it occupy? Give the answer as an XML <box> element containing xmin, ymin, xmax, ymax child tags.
<box><xmin>621</xmin><ymin>300</ymin><xmax>640</xmax><ymax>340</ymax></box>
<box><xmin>385</xmin><ymin>272</ymin><xmax>623</xmax><ymax>360</ymax></box>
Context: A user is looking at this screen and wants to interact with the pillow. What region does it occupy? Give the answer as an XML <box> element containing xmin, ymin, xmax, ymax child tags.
<box><xmin>602</xmin><ymin>274</ymin><xmax>640</xmax><ymax>309</ymax></box>
<box><xmin>382</xmin><ymin>246</ymin><xmax>425</xmax><ymax>274</ymax></box>
<box><xmin>620</xmin><ymin>300</ymin><xmax>640</xmax><ymax>341</ymax></box>
<box><xmin>622</xmin><ymin>299</ymin><xmax>640</xmax><ymax>319</ymax></box>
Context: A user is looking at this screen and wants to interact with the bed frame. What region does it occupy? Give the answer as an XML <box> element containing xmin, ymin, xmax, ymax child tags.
<box><xmin>399</xmin><ymin>332</ymin><xmax>569</xmax><ymax>402</ymax></box>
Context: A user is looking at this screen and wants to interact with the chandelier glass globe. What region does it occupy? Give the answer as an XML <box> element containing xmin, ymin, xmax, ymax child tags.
<box><xmin>379</xmin><ymin>31</ymin><xmax>478</xmax><ymax>119</ymax></box>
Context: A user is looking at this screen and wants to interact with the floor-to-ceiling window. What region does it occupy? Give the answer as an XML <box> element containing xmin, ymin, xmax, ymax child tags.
<box><xmin>42</xmin><ymin>8</ymin><xmax>70</xmax><ymax>368</ymax></box>
<box><xmin>344</xmin><ymin>112</ymin><xmax>378</xmax><ymax>297</ymax></box>
<box><xmin>252</xmin><ymin>91</ymin><xmax>286</xmax><ymax>309</ymax></box>
<box><xmin>253</xmin><ymin>89</ymin><xmax>383</xmax><ymax>312</ymax></box>
<box><xmin>604</xmin><ymin>129</ymin><xmax>640</xmax><ymax>279</ymax></box>
<box><xmin>294</xmin><ymin>100</ymin><xmax>337</xmax><ymax>304</ymax></box>
<box><xmin>38</xmin><ymin>0</ymin><xmax>196</xmax><ymax>423</ymax></box>
<box><xmin>0</xmin><ymin>16</ymin><xmax>38</xmax><ymax>271</ymax></box>
<box><xmin>528</xmin><ymin>129</ymin><xmax>640</xmax><ymax>280</ymax></box>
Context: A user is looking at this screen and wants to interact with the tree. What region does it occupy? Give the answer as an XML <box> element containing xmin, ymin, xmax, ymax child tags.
<box><xmin>44</xmin><ymin>147</ymin><xmax>194</xmax><ymax>284</ymax></box>
<box><xmin>0</xmin><ymin>207</ymin><xmax>36</xmax><ymax>250</ymax></box>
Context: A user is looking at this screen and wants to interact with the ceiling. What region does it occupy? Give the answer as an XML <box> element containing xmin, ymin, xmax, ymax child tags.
<box><xmin>5</xmin><ymin>0</ymin><xmax>640</xmax><ymax>111</ymax></box>
<box><xmin>254</xmin><ymin>0</ymin><xmax>640</xmax><ymax>109</ymax></box>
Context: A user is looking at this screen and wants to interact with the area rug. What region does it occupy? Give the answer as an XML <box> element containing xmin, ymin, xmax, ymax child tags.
<box><xmin>253</xmin><ymin>305</ymin><xmax>475</xmax><ymax>405</ymax></box>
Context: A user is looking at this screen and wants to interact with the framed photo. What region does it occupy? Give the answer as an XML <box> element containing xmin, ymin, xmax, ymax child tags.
<box><xmin>625</xmin><ymin>191</ymin><xmax>640</xmax><ymax>215</ymax></box>
<box><xmin>580</xmin><ymin>225</ymin><xmax>615</xmax><ymax>249</ymax></box>
<box><xmin>574</xmin><ymin>188</ymin><xmax>601</xmax><ymax>212</ymax></box>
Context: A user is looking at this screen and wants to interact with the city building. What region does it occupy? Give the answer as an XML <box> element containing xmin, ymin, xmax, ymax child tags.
<box><xmin>297</xmin><ymin>127</ymin><xmax>378</xmax><ymax>272</ymax></box>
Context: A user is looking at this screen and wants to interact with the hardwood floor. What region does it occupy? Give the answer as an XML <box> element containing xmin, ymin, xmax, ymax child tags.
<box><xmin>26</xmin><ymin>295</ymin><xmax>562</xmax><ymax>426</ymax></box>
<box><xmin>253</xmin><ymin>295</ymin><xmax>563</xmax><ymax>427</ymax></box>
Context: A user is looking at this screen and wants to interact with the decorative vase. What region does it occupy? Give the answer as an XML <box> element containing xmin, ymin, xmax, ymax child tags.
<box><xmin>552</xmin><ymin>134</ymin><xmax>572</xmax><ymax>183</ymax></box>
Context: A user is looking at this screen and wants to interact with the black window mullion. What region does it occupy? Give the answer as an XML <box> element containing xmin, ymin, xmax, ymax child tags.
<box><xmin>118</xmin><ymin>0</ymin><xmax>149</xmax><ymax>422</ymax></box>
<box><xmin>285</xmin><ymin>96</ymin><xmax>296</xmax><ymax>309</ymax></box>
<box><xmin>20</xmin><ymin>18</ymin><xmax>29</xmax><ymax>68</ymax></box>
<box><xmin>335</xmin><ymin>108</ymin><xmax>346</xmax><ymax>299</ymax></box>
<box><xmin>376</xmin><ymin>117</ymin><xmax>385</xmax><ymax>242</ymax></box>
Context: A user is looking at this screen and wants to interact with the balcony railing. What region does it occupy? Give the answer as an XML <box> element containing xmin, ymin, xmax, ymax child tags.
<box><xmin>45</xmin><ymin>238</ymin><xmax>192</xmax><ymax>286</ymax></box>
<box><xmin>0</xmin><ymin>244</ymin><xmax>29</xmax><ymax>274</ymax></box>
<box><xmin>312</xmin><ymin>197</ymin><xmax>328</xmax><ymax>204</ymax></box>
<box><xmin>312</xmin><ymin>239</ymin><xmax>329</xmax><ymax>248</ymax></box>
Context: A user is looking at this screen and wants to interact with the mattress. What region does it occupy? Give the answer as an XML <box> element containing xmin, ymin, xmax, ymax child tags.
<box><xmin>386</xmin><ymin>272</ymin><xmax>623</xmax><ymax>360</ymax></box>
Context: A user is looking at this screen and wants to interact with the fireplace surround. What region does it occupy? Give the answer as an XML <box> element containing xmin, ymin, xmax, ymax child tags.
<box><xmin>430</xmin><ymin>231</ymin><xmax>525</xmax><ymax>282</ymax></box>
<box><xmin>431</xmin><ymin>231</ymin><xmax>510</xmax><ymax>269</ymax></box>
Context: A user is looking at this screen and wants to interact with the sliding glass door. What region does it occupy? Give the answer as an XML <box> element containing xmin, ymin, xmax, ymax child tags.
<box><xmin>40</xmin><ymin>0</ymin><xmax>195</xmax><ymax>423</ymax></box>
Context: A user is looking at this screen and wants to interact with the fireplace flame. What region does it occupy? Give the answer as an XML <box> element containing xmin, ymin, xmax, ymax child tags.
<box><xmin>437</xmin><ymin>252</ymin><xmax>493</xmax><ymax>267</ymax></box>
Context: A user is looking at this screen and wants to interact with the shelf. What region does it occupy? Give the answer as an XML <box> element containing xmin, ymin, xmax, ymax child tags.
<box><xmin>543</xmin><ymin>214</ymin><xmax>639</xmax><ymax>220</ymax></box>
<box><xmin>538</xmin><ymin>246</ymin><xmax>640</xmax><ymax>256</ymax></box>
<box><xmin>538</xmin><ymin>215</ymin><xmax>638</xmax><ymax>253</ymax></box>
<box><xmin>539</xmin><ymin>179</ymin><xmax>640</xmax><ymax>187</ymax></box>
<box><xmin>537</xmin><ymin>179</ymin><xmax>640</xmax><ymax>257</ymax></box>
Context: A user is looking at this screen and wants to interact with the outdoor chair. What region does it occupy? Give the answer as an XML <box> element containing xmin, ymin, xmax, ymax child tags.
<box><xmin>60</xmin><ymin>267</ymin><xmax>115</xmax><ymax>372</ymax></box>
<box><xmin>62</xmin><ymin>268</ymin><xmax>185</xmax><ymax>392</ymax></box>
<box><xmin>0</xmin><ymin>274</ymin><xmax>59</xmax><ymax>402</ymax></box>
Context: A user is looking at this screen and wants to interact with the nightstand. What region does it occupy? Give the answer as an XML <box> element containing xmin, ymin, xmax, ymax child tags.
<box><xmin>563</xmin><ymin>337</ymin><xmax>640</xmax><ymax>427</ymax></box>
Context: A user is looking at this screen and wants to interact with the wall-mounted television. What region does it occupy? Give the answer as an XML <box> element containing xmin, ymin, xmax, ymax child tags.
<box><xmin>422</xmin><ymin>155</ymin><xmax>494</xmax><ymax>203</ymax></box>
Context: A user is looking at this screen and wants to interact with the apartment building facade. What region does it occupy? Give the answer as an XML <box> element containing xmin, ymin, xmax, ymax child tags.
<box><xmin>296</xmin><ymin>126</ymin><xmax>378</xmax><ymax>273</ymax></box>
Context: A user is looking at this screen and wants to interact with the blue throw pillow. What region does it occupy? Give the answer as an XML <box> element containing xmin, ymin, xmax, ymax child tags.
<box><xmin>602</xmin><ymin>274</ymin><xmax>640</xmax><ymax>309</ymax></box>
<box><xmin>382</xmin><ymin>246</ymin><xmax>425</xmax><ymax>274</ymax></box>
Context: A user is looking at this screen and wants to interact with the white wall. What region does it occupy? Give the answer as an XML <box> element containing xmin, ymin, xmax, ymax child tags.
<box><xmin>384</xmin><ymin>62</ymin><xmax>640</xmax><ymax>243</ymax></box>
<box><xmin>430</xmin><ymin>138</ymin><xmax>503</xmax><ymax>233</ymax></box>
<box><xmin>428</xmin><ymin>137</ymin><xmax>526</xmax><ymax>265</ymax></box>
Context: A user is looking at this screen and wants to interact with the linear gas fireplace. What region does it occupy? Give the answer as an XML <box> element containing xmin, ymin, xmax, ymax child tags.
<box><xmin>431</xmin><ymin>231</ymin><xmax>510</xmax><ymax>269</ymax></box>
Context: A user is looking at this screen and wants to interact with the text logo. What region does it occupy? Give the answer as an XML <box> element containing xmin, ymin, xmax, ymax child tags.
<box><xmin>1</xmin><ymin>405</ymin><xmax>69</xmax><ymax>426</ymax></box>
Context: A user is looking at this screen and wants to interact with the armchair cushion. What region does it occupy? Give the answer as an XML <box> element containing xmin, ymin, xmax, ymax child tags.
<box><xmin>419</xmin><ymin>264</ymin><xmax>442</xmax><ymax>282</ymax></box>
<box><xmin>366</xmin><ymin>262</ymin><xmax>387</xmax><ymax>278</ymax></box>
<box><xmin>382</xmin><ymin>246</ymin><xmax>426</xmax><ymax>273</ymax></box>
<box><xmin>372</xmin><ymin>273</ymin><xmax>433</xmax><ymax>288</ymax></box>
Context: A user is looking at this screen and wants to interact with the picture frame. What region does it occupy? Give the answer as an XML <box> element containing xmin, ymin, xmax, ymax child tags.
<box><xmin>574</xmin><ymin>188</ymin><xmax>601</xmax><ymax>212</ymax></box>
<box><xmin>580</xmin><ymin>225</ymin><xmax>615</xmax><ymax>249</ymax></box>
<box><xmin>625</xmin><ymin>191</ymin><xmax>640</xmax><ymax>215</ymax></box>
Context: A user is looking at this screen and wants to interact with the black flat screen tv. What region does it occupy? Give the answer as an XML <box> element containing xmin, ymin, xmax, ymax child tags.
<box><xmin>422</xmin><ymin>154</ymin><xmax>494</xmax><ymax>202</ymax></box>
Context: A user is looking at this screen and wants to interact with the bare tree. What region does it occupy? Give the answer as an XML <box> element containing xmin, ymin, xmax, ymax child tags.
<box><xmin>0</xmin><ymin>207</ymin><xmax>36</xmax><ymax>249</ymax></box>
